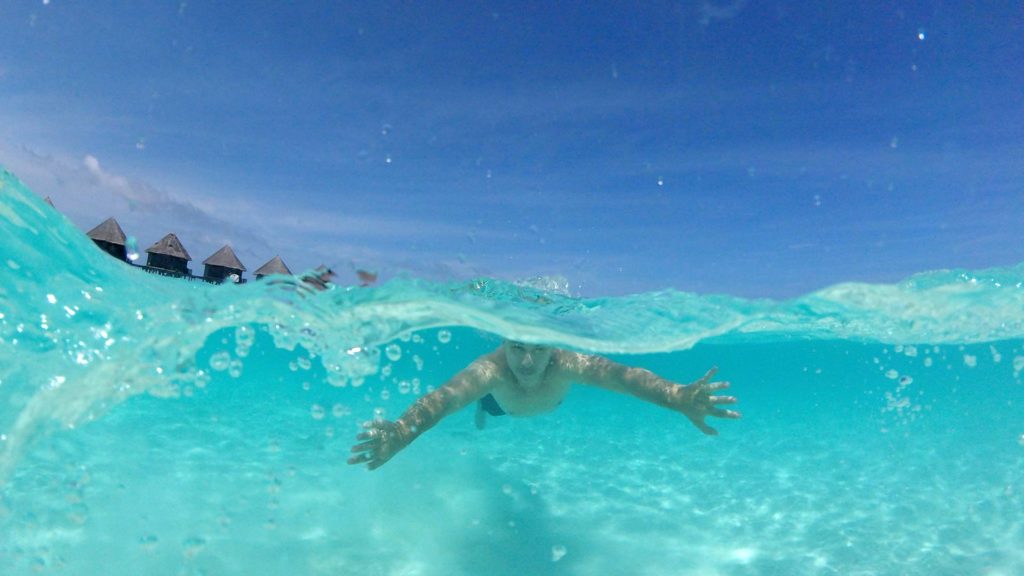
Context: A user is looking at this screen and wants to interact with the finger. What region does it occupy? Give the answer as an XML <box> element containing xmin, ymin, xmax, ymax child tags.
<box><xmin>688</xmin><ymin>414</ymin><xmax>719</xmax><ymax>435</ymax></box>
<box><xmin>705</xmin><ymin>381</ymin><xmax>731</xmax><ymax>392</ymax></box>
<box><xmin>698</xmin><ymin>367</ymin><xmax>719</xmax><ymax>384</ymax></box>
<box><xmin>351</xmin><ymin>440</ymin><xmax>377</xmax><ymax>453</ymax></box>
<box><xmin>710</xmin><ymin>407</ymin><xmax>742</xmax><ymax>419</ymax></box>
<box><xmin>367</xmin><ymin>459</ymin><xmax>385</xmax><ymax>471</ymax></box>
<box><xmin>708</xmin><ymin>395</ymin><xmax>737</xmax><ymax>405</ymax></box>
<box><xmin>347</xmin><ymin>453</ymin><xmax>371</xmax><ymax>465</ymax></box>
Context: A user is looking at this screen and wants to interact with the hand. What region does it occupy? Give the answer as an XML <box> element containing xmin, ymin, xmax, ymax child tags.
<box><xmin>677</xmin><ymin>367</ymin><xmax>741</xmax><ymax>435</ymax></box>
<box><xmin>347</xmin><ymin>419</ymin><xmax>408</xmax><ymax>470</ymax></box>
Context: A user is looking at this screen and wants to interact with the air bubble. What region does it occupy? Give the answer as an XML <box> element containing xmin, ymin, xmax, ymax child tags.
<box><xmin>438</xmin><ymin>330</ymin><xmax>452</xmax><ymax>344</ymax></box>
<box><xmin>188</xmin><ymin>369</ymin><xmax>208</xmax><ymax>388</ymax></box>
<box><xmin>963</xmin><ymin>355</ymin><xmax>977</xmax><ymax>368</ymax></box>
<box><xmin>332</xmin><ymin>404</ymin><xmax>350</xmax><ymax>418</ymax></box>
<box><xmin>885</xmin><ymin>369</ymin><xmax>899</xmax><ymax>380</ymax></box>
<box><xmin>385</xmin><ymin>344</ymin><xmax>402</xmax><ymax>362</ymax></box>
<box><xmin>297</xmin><ymin>357</ymin><xmax>312</xmax><ymax>370</ymax></box>
<box><xmin>235</xmin><ymin>325</ymin><xmax>255</xmax><ymax>348</ymax></box>
<box><xmin>310</xmin><ymin>404</ymin><xmax>326</xmax><ymax>420</ymax></box>
<box><xmin>398</xmin><ymin>380</ymin><xmax>411</xmax><ymax>394</ymax></box>
<box><xmin>899</xmin><ymin>376</ymin><xmax>913</xmax><ymax>386</ymax></box>
<box><xmin>413</xmin><ymin>355</ymin><xmax>423</xmax><ymax>371</ymax></box>
<box><xmin>381</xmin><ymin>390</ymin><xmax>391</xmax><ymax>401</ymax></box>
<box><xmin>209</xmin><ymin>352</ymin><xmax>231</xmax><ymax>371</ymax></box>
<box><xmin>551</xmin><ymin>545</ymin><xmax>567</xmax><ymax>562</ymax></box>
<box><xmin>228</xmin><ymin>359</ymin><xmax>243</xmax><ymax>378</ymax></box>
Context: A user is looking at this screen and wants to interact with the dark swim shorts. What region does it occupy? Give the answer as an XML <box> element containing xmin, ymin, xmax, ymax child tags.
<box><xmin>479</xmin><ymin>393</ymin><xmax>506</xmax><ymax>416</ymax></box>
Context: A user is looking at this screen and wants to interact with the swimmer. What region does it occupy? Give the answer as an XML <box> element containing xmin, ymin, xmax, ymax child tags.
<box><xmin>348</xmin><ymin>341</ymin><xmax>741</xmax><ymax>470</ymax></box>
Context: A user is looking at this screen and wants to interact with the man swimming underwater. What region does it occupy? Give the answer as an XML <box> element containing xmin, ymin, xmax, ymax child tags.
<box><xmin>348</xmin><ymin>341</ymin><xmax>740</xmax><ymax>470</ymax></box>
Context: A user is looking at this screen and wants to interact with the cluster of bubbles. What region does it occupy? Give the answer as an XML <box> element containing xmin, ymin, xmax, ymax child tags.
<box><xmin>877</xmin><ymin>342</ymin><xmax>1024</xmax><ymax>437</ymax></box>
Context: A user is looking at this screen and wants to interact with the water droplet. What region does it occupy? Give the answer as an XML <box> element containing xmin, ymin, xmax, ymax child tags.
<box><xmin>310</xmin><ymin>404</ymin><xmax>325</xmax><ymax>420</ymax></box>
<box><xmin>437</xmin><ymin>330</ymin><xmax>452</xmax><ymax>344</ymax></box>
<box><xmin>126</xmin><ymin>236</ymin><xmax>140</xmax><ymax>261</ymax></box>
<box><xmin>917</xmin><ymin>28</ymin><xmax>926</xmax><ymax>41</ymax></box>
<box><xmin>385</xmin><ymin>344</ymin><xmax>402</xmax><ymax>362</ymax></box>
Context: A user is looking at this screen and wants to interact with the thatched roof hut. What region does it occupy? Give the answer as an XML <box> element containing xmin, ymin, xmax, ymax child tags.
<box><xmin>254</xmin><ymin>255</ymin><xmax>292</xmax><ymax>279</ymax></box>
<box><xmin>145</xmin><ymin>233</ymin><xmax>191</xmax><ymax>276</ymax></box>
<box><xmin>203</xmin><ymin>245</ymin><xmax>246</xmax><ymax>283</ymax></box>
<box><xmin>86</xmin><ymin>217</ymin><xmax>128</xmax><ymax>261</ymax></box>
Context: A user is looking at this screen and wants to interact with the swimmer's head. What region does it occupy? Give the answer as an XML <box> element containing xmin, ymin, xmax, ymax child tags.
<box><xmin>503</xmin><ymin>340</ymin><xmax>553</xmax><ymax>387</ymax></box>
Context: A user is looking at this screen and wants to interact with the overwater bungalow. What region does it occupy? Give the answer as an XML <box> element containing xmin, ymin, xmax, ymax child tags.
<box><xmin>145</xmin><ymin>233</ymin><xmax>192</xmax><ymax>276</ymax></box>
<box><xmin>86</xmin><ymin>217</ymin><xmax>128</xmax><ymax>261</ymax></box>
<box><xmin>254</xmin><ymin>255</ymin><xmax>292</xmax><ymax>279</ymax></box>
<box><xmin>203</xmin><ymin>245</ymin><xmax>246</xmax><ymax>283</ymax></box>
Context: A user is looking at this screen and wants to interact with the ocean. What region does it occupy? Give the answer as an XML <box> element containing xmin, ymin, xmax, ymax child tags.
<box><xmin>1</xmin><ymin>167</ymin><xmax>1022</xmax><ymax>575</ymax></box>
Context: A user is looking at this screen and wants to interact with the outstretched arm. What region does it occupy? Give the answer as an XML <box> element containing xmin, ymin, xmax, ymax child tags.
<box><xmin>348</xmin><ymin>356</ymin><xmax>499</xmax><ymax>470</ymax></box>
<box><xmin>567</xmin><ymin>353</ymin><xmax>740</xmax><ymax>435</ymax></box>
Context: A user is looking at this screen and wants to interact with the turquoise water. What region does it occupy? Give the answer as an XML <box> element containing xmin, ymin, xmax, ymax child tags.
<box><xmin>1</xmin><ymin>167</ymin><xmax>1023</xmax><ymax>575</ymax></box>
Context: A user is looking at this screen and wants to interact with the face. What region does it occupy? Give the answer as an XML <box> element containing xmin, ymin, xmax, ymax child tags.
<box><xmin>504</xmin><ymin>341</ymin><xmax>554</xmax><ymax>386</ymax></box>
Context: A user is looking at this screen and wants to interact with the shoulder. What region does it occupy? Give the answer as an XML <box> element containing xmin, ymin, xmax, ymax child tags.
<box><xmin>464</xmin><ymin>350</ymin><xmax>507</xmax><ymax>381</ymax></box>
<box><xmin>550</xmin><ymin>349</ymin><xmax>594</xmax><ymax>376</ymax></box>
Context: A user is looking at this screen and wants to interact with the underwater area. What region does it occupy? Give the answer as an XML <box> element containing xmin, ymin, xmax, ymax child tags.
<box><xmin>2</xmin><ymin>169</ymin><xmax>1023</xmax><ymax>575</ymax></box>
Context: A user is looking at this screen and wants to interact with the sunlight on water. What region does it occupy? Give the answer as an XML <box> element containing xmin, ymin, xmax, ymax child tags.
<box><xmin>2</xmin><ymin>168</ymin><xmax>1023</xmax><ymax>575</ymax></box>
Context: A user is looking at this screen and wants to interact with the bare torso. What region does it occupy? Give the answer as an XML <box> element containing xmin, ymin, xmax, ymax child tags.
<box><xmin>483</xmin><ymin>349</ymin><xmax>575</xmax><ymax>416</ymax></box>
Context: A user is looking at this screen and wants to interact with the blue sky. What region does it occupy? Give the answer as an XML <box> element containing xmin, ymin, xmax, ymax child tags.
<box><xmin>1</xmin><ymin>1</ymin><xmax>1021</xmax><ymax>298</ymax></box>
